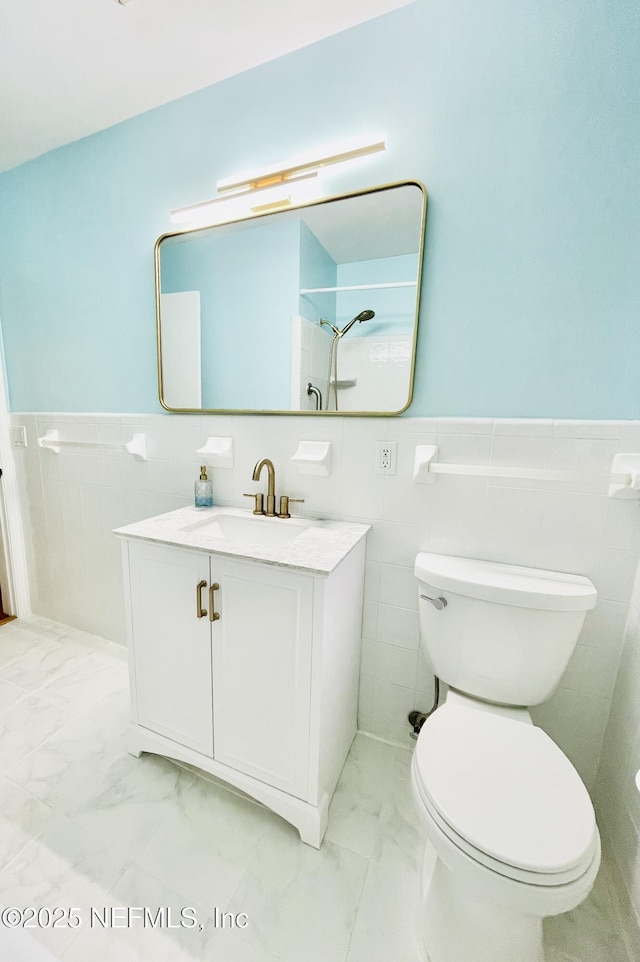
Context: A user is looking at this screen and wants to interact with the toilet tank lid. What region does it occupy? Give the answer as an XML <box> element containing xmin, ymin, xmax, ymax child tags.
<box><xmin>414</xmin><ymin>553</ymin><xmax>597</xmax><ymax>611</ymax></box>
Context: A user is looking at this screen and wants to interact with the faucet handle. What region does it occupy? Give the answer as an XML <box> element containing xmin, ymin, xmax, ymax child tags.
<box><xmin>243</xmin><ymin>492</ymin><xmax>264</xmax><ymax>515</ymax></box>
<box><xmin>278</xmin><ymin>495</ymin><xmax>305</xmax><ymax>519</ymax></box>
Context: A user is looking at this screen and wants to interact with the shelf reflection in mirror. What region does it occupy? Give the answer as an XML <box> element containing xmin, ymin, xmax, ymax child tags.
<box><xmin>155</xmin><ymin>180</ymin><xmax>427</xmax><ymax>415</ymax></box>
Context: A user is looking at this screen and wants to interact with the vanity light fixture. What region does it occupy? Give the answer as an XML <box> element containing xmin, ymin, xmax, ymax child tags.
<box><xmin>170</xmin><ymin>132</ymin><xmax>387</xmax><ymax>228</ymax></box>
<box><xmin>170</xmin><ymin>181</ymin><xmax>300</xmax><ymax>228</ymax></box>
<box><xmin>215</xmin><ymin>132</ymin><xmax>387</xmax><ymax>194</ymax></box>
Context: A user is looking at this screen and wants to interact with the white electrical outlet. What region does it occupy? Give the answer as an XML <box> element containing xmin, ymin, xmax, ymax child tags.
<box><xmin>375</xmin><ymin>440</ymin><xmax>397</xmax><ymax>475</ymax></box>
<box><xmin>11</xmin><ymin>427</ymin><xmax>27</xmax><ymax>447</ymax></box>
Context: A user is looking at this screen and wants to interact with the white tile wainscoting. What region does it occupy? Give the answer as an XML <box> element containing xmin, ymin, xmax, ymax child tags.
<box><xmin>594</xmin><ymin>559</ymin><xmax>640</xmax><ymax>958</ymax></box>
<box><xmin>10</xmin><ymin>413</ymin><xmax>640</xmax><ymax>791</ymax></box>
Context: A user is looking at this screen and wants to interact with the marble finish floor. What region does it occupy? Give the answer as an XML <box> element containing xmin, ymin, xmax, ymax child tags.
<box><xmin>0</xmin><ymin>617</ymin><xmax>630</xmax><ymax>962</ymax></box>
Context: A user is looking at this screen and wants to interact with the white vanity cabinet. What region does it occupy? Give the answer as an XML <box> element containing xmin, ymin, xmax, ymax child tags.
<box><xmin>117</xmin><ymin>511</ymin><xmax>368</xmax><ymax>848</ymax></box>
<box><xmin>127</xmin><ymin>542</ymin><xmax>214</xmax><ymax>757</ymax></box>
<box><xmin>209</xmin><ymin>554</ymin><xmax>313</xmax><ymax>799</ymax></box>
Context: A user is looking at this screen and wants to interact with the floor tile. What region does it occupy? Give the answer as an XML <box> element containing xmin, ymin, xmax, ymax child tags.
<box><xmin>37</xmin><ymin>650</ymin><xmax>128</xmax><ymax>717</ymax></box>
<box><xmin>544</xmin><ymin>856</ymin><xmax>630</xmax><ymax>962</ymax></box>
<box><xmin>58</xmin><ymin>626</ymin><xmax>111</xmax><ymax>652</ymax></box>
<box><xmin>203</xmin><ymin>924</ymin><xmax>285</xmax><ymax>962</ymax></box>
<box><xmin>324</xmin><ymin>733</ymin><xmax>398</xmax><ymax>860</ymax></box>
<box><xmin>0</xmin><ymin>626</ymin><xmax>55</xmax><ymax>669</ymax></box>
<box><xmin>61</xmin><ymin>864</ymin><xmax>210</xmax><ymax>962</ymax></box>
<box><xmin>5</xmin><ymin>716</ymin><xmax>136</xmax><ymax>815</ymax></box>
<box><xmin>0</xmin><ymin>777</ymin><xmax>54</xmax><ymax>870</ymax></box>
<box><xmin>0</xmin><ymin>816</ymin><xmax>128</xmax><ymax>957</ymax></box>
<box><xmin>346</xmin><ymin>843</ymin><xmax>422</xmax><ymax>962</ymax></box>
<box><xmin>0</xmin><ymin>925</ymin><xmax>62</xmax><ymax>961</ymax></box>
<box><xmin>226</xmin><ymin>819</ymin><xmax>368</xmax><ymax>962</ymax></box>
<box><xmin>0</xmin><ymin>677</ymin><xmax>27</xmax><ymax>713</ymax></box>
<box><xmin>0</xmin><ymin>638</ymin><xmax>93</xmax><ymax>692</ymax></box>
<box><xmin>0</xmin><ymin>696</ymin><xmax>76</xmax><ymax>774</ymax></box>
<box><xmin>19</xmin><ymin>616</ymin><xmax>72</xmax><ymax>640</ymax></box>
<box><xmin>135</xmin><ymin>773</ymin><xmax>276</xmax><ymax>911</ymax></box>
<box><xmin>0</xmin><ymin>616</ymin><xmax>630</xmax><ymax>962</ymax></box>
<box><xmin>88</xmin><ymin>687</ymin><xmax>132</xmax><ymax>731</ymax></box>
<box><xmin>74</xmin><ymin>752</ymin><xmax>196</xmax><ymax>854</ymax></box>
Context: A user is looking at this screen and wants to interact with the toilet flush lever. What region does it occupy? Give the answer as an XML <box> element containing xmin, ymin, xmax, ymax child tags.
<box><xmin>420</xmin><ymin>594</ymin><xmax>448</xmax><ymax>610</ymax></box>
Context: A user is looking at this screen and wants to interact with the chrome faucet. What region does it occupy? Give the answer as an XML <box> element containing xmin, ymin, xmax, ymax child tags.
<box><xmin>252</xmin><ymin>458</ymin><xmax>277</xmax><ymax>516</ymax></box>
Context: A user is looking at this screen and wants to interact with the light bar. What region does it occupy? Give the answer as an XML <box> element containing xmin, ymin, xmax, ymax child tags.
<box><xmin>216</xmin><ymin>133</ymin><xmax>387</xmax><ymax>194</ymax></box>
<box><xmin>170</xmin><ymin>132</ymin><xmax>387</xmax><ymax>228</ymax></box>
<box><xmin>170</xmin><ymin>181</ymin><xmax>301</xmax><ymax>227</ymax></box>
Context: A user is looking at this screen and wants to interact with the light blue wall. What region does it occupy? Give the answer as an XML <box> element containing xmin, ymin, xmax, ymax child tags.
<box><xmin>298</xmin><ymin>222</ymin><xmax>337</xmax><ymax>325</ymax></box>
<box><xmin>0</xmin><ymin>0</ymin><xmax>638</xmax><ymax>417</ymax></box>
<box><xmin>161</xmin><ymin>219</ymin><xmax>301</xmax><ymax>409</ymax></box>
<box><xmin>336</xmin><ymin>255</ymin><xmax>419</xmax><ymax>336</ymax></box>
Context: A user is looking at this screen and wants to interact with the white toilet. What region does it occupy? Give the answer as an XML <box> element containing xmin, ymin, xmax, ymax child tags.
<box><xmin>411</xmin><ymin>553</ymin><xmax>601</xmax><ymax>962</ymax></box>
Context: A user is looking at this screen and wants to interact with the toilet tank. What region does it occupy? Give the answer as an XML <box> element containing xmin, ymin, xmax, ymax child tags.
<box><xmin>414</xmin><ymin>554</ymin><xmax>597</xmax><ymax>706</ymax></box>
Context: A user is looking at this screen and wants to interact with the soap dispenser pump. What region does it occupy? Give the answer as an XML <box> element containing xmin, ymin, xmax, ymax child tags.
<box><xmin>195</xmin><ymin>465</ymin><xmax>213</xmax><ymax>508</ymax></box>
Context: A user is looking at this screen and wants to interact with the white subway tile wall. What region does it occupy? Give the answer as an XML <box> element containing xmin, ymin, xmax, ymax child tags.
<box><xmin>11</xmin><ymin>414</ymin><xmax>640</xmax><ymax>791</ymax></box>
<box><xmin>332</xmin><ymin>335</ymin><xmax>412</xmax><ymax>412</ymax></box>
<box><xmin>593</xmin><ymin>562</ymin><xmax>640</xmax><ymax>958</ymax></box>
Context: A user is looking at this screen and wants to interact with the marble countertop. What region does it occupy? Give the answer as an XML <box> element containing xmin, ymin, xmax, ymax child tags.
<box><xmin>114</xmin><ymin>505</ymin><xmax>370</xmax><ymax>575</ymax></box>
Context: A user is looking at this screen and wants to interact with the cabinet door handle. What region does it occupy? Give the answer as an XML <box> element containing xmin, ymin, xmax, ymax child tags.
<box><xmin>209</xmin><ymin>583</ymin><xmax>220</xmax><ymax>622</ymax></box>
<box><xmin>196</xmin><ymin>580</ymin><xmax>207</xmax><ymax>619</ymax></box>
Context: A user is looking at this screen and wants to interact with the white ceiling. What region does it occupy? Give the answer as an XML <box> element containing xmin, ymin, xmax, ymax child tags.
<box><xmin>0</xmin><ymin>0</ymin><xmax>411</xmax><ymax>174</ymax></box>
<box><xmin>300</xmin><ymin>184</ymin><xmax>424</xmax><ymax>263</ymax></box>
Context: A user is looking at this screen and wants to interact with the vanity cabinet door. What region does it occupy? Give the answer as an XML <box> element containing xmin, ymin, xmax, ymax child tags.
<box><xmin>211</xmin><ymin>557</ymin><xmax>313</xmax><ymax>800</ymax></box>
<box><xmin>128</xmin><ymin>541</ymin><xmax>213</xmax><ymax>757</ymax></box>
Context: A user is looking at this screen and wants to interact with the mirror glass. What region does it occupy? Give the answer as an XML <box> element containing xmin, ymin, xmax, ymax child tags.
<box><xmin>155</xmin><ymin>181</ymin><xmax>426</xmax><ymax>414</ymax></box>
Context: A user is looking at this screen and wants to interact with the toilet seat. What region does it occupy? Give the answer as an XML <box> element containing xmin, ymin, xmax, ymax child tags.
<box><xmin>413</xmin><ymin>702</ymin><xmax>597</xmax><ymax>885</ymax></box>
<box><xmin>413</xmin><ymin>764</ymin><xmax>597</xmax><ymax>886</ymax></box>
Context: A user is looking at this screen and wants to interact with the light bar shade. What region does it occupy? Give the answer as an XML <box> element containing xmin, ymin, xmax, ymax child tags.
<box><xmin>170</xmin><ymin>132</ymin><xmax>387</xmax><ymax>228</ymax></box>
<box><xmin>170</xmin><ymin>183</ymin><xmax>295</xmax><ymax>228</ymax></box>
<box><xmin>216</xmin><ymin>133</ymin><xmax>387</xmax><ymax>194</ymax></box>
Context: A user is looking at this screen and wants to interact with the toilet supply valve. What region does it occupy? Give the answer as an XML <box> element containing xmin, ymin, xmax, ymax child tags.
<box><xmin>409</xmin><ymin>710</ymin><xmax>428</xmax><ymax>740</ymax></box>
<box><xmin>408</xmin><ymin>676</ymin><xmax>441</xmax><ymax>740</ymax></box>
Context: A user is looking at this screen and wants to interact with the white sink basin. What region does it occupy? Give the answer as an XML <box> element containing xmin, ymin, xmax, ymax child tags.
<box><xmin>115</xmin><ymin>505</ymin><xmax>370</xmax><ymax>575</ymax></box>
<box><xmin>182</xmin><ymin>511</ymin><xmax>313</xmax><ymax>548</ymax></box>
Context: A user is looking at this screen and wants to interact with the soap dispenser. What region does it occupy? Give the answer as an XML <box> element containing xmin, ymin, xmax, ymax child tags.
<box><xmin>195</xmin><ymin>465</ymin><xmax>213</xmax><ymax>508</ymax></box>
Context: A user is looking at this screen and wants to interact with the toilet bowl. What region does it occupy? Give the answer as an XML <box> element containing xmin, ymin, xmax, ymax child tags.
<box><xmin>411</xmin><ymin>554</ymin><xmax>600</xmax><ymax>962</ymax></box>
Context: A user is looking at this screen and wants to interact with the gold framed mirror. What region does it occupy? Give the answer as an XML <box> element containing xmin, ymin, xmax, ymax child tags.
<box><xmin>155</xmin><ymin>180</ymin><xmax>427</xmax><ymax>415</ymax></box>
